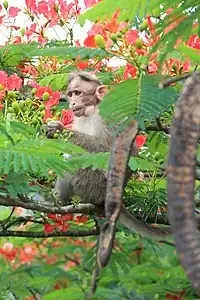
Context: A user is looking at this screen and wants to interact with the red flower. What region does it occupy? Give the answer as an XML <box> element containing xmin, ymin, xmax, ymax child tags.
<box><xmin>76</xmin><ymin>60</ymin><xmax>89</xmax><ymax>70</ymax></box>
<box><xmin>84</xmin><ymin>0</ymin><xmax>101</xmax><ymax>8</ymax></box>
<box><xmin>8</xmin><ymin>7</ymin><xmax>21</xmax><ymax>18</ymax></box>
<box><xmin>61</xmin><ymin>109</ymin><xmax>74</xmax><ymax>128</ymax></box>
<box><xmin>6</xmin><ymin>74</ymin><xmax>23</xmax><ymax>90</ymax></box>
<box><xmin>44</xmin><ymin>223</ymin><xmax>56</xmax><ymax>234</ymax></box>
<box><xmin>37</xmin><ymin>1</ymin><xmax>48</xmax><ymax>14</ymax></box>
<box><xmin>45</xmin><ymin>91</ymin><xmax>61</xmax><ymax>109</ymax></box>
<box><xmin>47</xmin><ymin>213</ymin><xmax>57</xmax><ymax>220</ymax></box>
<box><xmin>43</xmin><ymin>108</ymin><xmax>53</xmax><ymax>123</ymax></box>
<box><xmin>136</xmin><ymin>135</ymin><xmax>147</xmax><ymax>148</ymax></box>
<box><xmin>0</xmin><ymin>243</ymin><xmax>18</xmax><ymax>262</ymax></box>
<box><xmin>187</xmin><ymin>35</ymin><xmax>200</xmax><ymax>50</ymax></box>
<box><xmin>0</xmin><ymin>71</ymin><xmax>7</xmax><ymax>85</ymax></box>
<box><xmin>75</xmin><ymin>215</ymin><xmax>88</xmax><ymax>223</ymax></box>
<box><xmin>166</xmin><ymin>290</ymin><xmax>185</xmax><ymax>300</ymax></box>
<box><xmin>62</xmin><ymin>214</ymin><xmax>74</xmax><ymax>221</ymax></box>
<box><xmin>124</xmin><ymin>63</ymin><xmax>137</xmax><ymax>79</ymax></box>
<box><xmin>124</xmin><ymin>29</ymin><xmax>139</xmax><ymax>45</ymax></box>
<box><xmin>25</xmin><ymin>0</ymin><xmax>37</xmax><ymax>13</ymax></box>
<box><xmin>147</xmin><ymin>62</ymin><xmax>159</xmax><ymax>74</ymax></box>
<box><xmin>84</xmin><ymin>36</ymin><xmax>97</xmax><ymax>48</ymax></box>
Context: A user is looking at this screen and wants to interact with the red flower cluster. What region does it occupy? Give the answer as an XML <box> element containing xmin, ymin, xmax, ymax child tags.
<box><xmin>0</xmin><ymin>242</ymin><xmax>38</xmax><ymax>266</ymax></box>
<box><xmin>25</xmin><ymin>0</ymin><xmax>79</xmax><ymax>28</ymax></box>
<box><xmin>166</xmin><ymin>290</ymin><xmax>185</xmax><ymax>300</ymax></box>
<box><xmin>83</xmin><ymin>10</ymin><xmax>127</xmax><ymax>49</ymax></box>
<box><xmin>0</xmin><ymin>242</ymin><xmax>18</xmax><ymax>262</ymax></box>
<box><xmin>44</xmin><ymin>213</ymin><xmax>73</xmax><ymax>234</ymax></box>
<box><xmin>44</xmin><ymin>213</ymin><xmax>89</xmax><ymax>234</ymax></box>
<box><xmin>30</xmin><ymin>82</ymin><xmax>61</xmax><ymax>122</ymax></box>
<box><xmin>0</xmin><ymin>71</ymin><xmax>23</xmax><ymax>109</ymax></box>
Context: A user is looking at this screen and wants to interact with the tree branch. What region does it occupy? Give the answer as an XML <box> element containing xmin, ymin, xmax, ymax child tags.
<box><xmin>0</xmin><ymin>196</ymin><xmax>103</xmax><ymax>215</ymax></box>
<box><xmin>0</xmin><ymin>229</ymin><xmax>99</xmax><ymax>238</ymax></box>
<box><xmin>146</xmin><ymin>125</ymin><xmax>170</xmax><ymax>134</ymax></box>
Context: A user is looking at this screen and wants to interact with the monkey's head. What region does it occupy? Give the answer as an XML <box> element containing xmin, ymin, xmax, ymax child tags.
<box><xmin>66</xmin><ymin>71</ymin><xmax>107</xmax><ymax>117</ymax></box>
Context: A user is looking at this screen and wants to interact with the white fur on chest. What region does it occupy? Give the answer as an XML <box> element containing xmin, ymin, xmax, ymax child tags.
<box><xmin>73</xmin><ymin>110</ymin><xmax>102</xmax><ymax>136</ymax></box>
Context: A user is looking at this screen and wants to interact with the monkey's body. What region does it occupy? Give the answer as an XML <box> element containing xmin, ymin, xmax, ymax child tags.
<box><xmin>53</xmin><ymin>108</ymin><xmax>112</xmax><ymax>206</ymax></box>
<box><xmin>47</xmin><ymin>71</ymin><xmax>172</xmax><ymax>242</ymax></box>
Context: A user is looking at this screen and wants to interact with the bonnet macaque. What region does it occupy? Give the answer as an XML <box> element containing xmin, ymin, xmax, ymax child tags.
<box><xmin>46</xmin><ymin>71</ymin><xmax>171</xmax><ymax>241</ymax></box>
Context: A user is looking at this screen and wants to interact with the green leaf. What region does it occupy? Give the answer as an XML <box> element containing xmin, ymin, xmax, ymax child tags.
<box><xmin>0</xmin><ymin>43</ymin><xmax>39</xmax><ymax>67</ymax></box>
<box><xmin>0</xmin><ymin>44</ymin><xmax>110</xmax><ymax>67</ymax></box>
<box><xmin>30</xmin><ymin>46</ymin><xmax>110</xmax><ymax>60</ymax></box>
<box><xmin>43</xmin><ymin>288</ymin><xmax>83</xmax><ymax>300</ymax></box>
<box><xmin>39</xmin><ymin>73</ymin><xmax>68</xmax><ymax>91</ymax></box>
<box><xmin>129</xmin><ymin>157</ymin><xmax>160</xmax><ymax>171</ymax></box>
<box><xmin>78</xmin><ymin>0</ymin><xmax>157</xmax><ymax>25</ymax></box>
<box><xmin>100</xmin><ymin>75</ymin><xmax>177</xmax><ymax>130</ymax></box>
<box><xmin>177</xmin><ymin>44</ymin><xmax>200</xmax><ymax>65</ymax></box>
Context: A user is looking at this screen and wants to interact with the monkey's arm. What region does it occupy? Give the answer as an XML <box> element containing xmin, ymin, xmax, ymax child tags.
<box><xmin>46</xmin><ymin>120</ymin><xmax>112</xmax><ymax>153</ymax></box>
<box><xmin>65</xmin><ymin>130</ymin><xmax>112</xmax><ymax>152</ymax></box>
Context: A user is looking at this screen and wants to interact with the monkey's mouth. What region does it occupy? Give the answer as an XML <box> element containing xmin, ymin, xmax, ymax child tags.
<box><xmin>73</xmin><ymin>108</ymin><xmax>85</xmax><ymax>117</ymax></box>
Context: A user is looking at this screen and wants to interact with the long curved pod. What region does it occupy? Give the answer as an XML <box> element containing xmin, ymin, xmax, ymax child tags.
<box><xmin>167</xmin><ymin>74</ymin><xmax>200</xmax><ymax>295</ymax></box>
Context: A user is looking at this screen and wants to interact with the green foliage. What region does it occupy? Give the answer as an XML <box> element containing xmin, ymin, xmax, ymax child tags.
<box><xmin>78</xmin><ymin>0</ymin><xmax>157</xmax><ymax>25</ymax></box>
<box><xmin>0</xmin><ymin>232</ymin><xmax>194</xmax><ymax>299</ymax></box>
<box><xmin>150</xmin><ymin>0</ymin><xmax>200</xmax><ymax>66</ymax></box>
<box><xmin>0</xmin><ymin>43</ymin><xmax>110</xmax><ymax>67</ymax></box>
<box><xmin>100</xmin><ymin>75</ymin><xmax>177</xmax><ymax>130</ymax></box>
<box><xmin>0</xmin><ymin>121</ymin><xmax>86</xmax><ymax>177</ymax></box>
<box><xmin>177</xmin><ymin>44</ymin><xmax>200</xmax><ymax>65</ymax></box>
<box><xmin>39</xmin><ymin>73</ymin><xmax>68</xmax><ymax>91</ymax></box>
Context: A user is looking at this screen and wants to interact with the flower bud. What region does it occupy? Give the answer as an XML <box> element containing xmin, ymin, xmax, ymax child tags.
<box><xmin>94</xmin><ymin>34</ymin><xmax>106</xmax><ymax>49</ymax></box>
<box><xmin>7</xmin><ymin>91</ymin><xmax>15</xmax><ymax>98</ymax></box>
<box><xmin>110</xmin><ymin>34</ymin><xmax>117</xmax><ymax>43</ymax></box>
<box><xmin>139</xmin><ymin>20</ymin><xmax>148</xmax><ymax>31</ymax></box>
<box><xmin>12</xmin><ymin>102</ymin><xmax>20</xmax><ymax>113</ymax></box>
<box><xmin>19</xmin><ymin>100</ymin><xmax>25</xmax><ymax>110</ymax></box>
<box><xmin>32</xmin><ymin>118</ymin><xmax>38</xmax><ymax>125</ymax></box>
<box><xmin>7</xmin><ymin>107</ymin><xmax>14</xmax><ymax>113</ymax></box>
<box><xmin>135</xmin><ymin>39</ymin><xmax>143</xmax><ymax>49</ymax></box>
<box><xmin>42</xmin><ymin>92</ymin><xmax>49</xmax><ymax>101</ymax></box>
<box><xmin>53</xmin><ymin>133</ymin><xmax>59</xmax><ymax>139</ymax></box>
<box><xmin>46</xmin><ymin>118</ymin><xmax>52</xmax><ymax>123</ymax></box>
<box><xmin>56</xmin><ymin>111</ymin><xmax>61</xmax><ymax>117</ymax></box>
<box><xmin>39</xmin><ymin>104</ymin><xmax>45</xmax><ymax>111</ymax></box>
<box><xmin>3</xmin><ymin>0</ymin><xmax>8</xmax><ymax>10</ymax></box>
<box><xmin>31</xmin><ymin>88</ymin><xmax>37</xmax><ymax>95</ymax></box>
<box><xmin>54</xmin><ymin>3</ymin><xmax>59</xmax><ymax>12</ymax></box>
<box><xmin>51</xmin><ymin>106</ymin><xmax>57</xmax><ymax>111</ymax></box>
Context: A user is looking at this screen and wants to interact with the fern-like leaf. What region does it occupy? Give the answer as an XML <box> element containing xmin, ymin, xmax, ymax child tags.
<box><xmin>100</xmin><ymin>75</ymin><xmax>177</xmax><ymax>130</ymax></box>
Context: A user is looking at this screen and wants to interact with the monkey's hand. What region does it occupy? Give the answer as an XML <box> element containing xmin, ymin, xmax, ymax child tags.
<box><xmin>46</xmin><ymin>121</ymin><xmax>65</xmax><ymax>138</ymax></box>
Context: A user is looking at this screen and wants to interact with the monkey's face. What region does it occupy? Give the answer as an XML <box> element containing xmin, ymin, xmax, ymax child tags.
<box><xmin>66</xmin><ymin>78</ymin><xmax>107</xmax><ymax>117</ymax></box>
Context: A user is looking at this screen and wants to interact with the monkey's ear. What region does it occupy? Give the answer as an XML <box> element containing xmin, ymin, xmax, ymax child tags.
<box><xmin>96</xmin><ymin>85</ymin><xmax>108</xmax><ymax>102</ymax></box>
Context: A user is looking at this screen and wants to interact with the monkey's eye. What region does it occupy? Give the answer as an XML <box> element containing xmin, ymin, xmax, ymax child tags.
<box><xmin>74</xmin><ymin>91</ymin><xmax>81</xmax><ymax>96</ymax></box>
<box><xmin>67</xmin><ymin>91</ymin><xmax>73</xmax><ymax>98</ymax></box>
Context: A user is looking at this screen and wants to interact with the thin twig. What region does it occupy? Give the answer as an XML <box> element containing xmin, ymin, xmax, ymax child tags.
<box><xmin>159</xmin><ymin>73</ymin><xmax>194</xmax><ymax>89</ymax></box>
